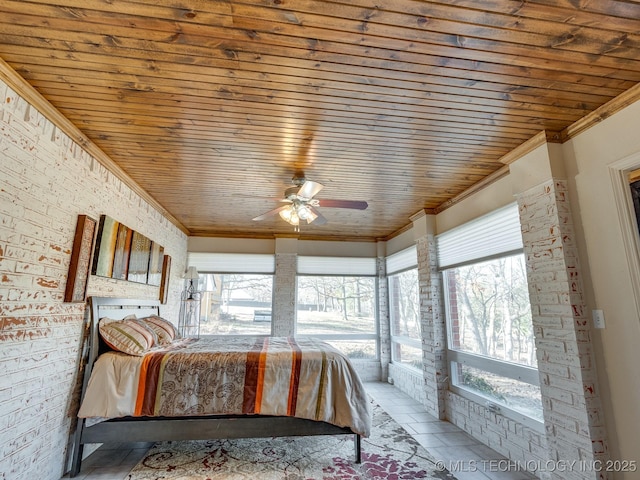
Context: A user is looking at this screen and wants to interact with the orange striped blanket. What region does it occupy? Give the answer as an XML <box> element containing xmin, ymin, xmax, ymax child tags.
<box><xmin>78</xmin><ymin>336</ymin><xmax>371</xmax><ymax>437</ymax></box>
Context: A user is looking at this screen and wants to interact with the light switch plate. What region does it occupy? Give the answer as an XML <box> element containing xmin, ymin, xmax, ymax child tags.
<box><xmin>592</xmin><ymin>309</ymin><xmax>605</xmax><ymax>329</ymax></box>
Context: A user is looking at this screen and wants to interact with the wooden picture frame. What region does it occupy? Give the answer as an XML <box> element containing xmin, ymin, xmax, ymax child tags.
<box><xmin>64</xmin><ymin>215</ymin><xmax>98</xmax><ymax>303</ymax></box>
<box><xmin>159</xmin><ymin>254</ymin><xmax>171</xmax><ymax>304</ymax></box>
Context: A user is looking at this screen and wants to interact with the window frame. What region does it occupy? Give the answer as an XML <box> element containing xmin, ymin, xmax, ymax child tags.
<box><xmin>387</xmin><ymin>265</ymin><xmax>422</xmax><ymax>372</ymax></box>
<box><xmin>448</xmin><ymin>362</ymin><xmax>543</xmax><ymax>431</ymax></box>
<box><xmin>436</xmin><ymin>204</ymin><xmax>542</xmax><ymax>427</ymax></box>
<box><xmin>196</xmin><ymin>271</ymin><xmax>275</xmax><ymax>337</ymax></box>
<box><xmin>187</xmin><ymin>253</ymin><xmax>276</xmax><ymax>337</ymax></box>
<box><xmin>441</xmin><ymin>252</ymin><xmax>543</xmax><ymax>429</ymax></box>
<box><xmin>294</xmin><ymin>272</ymin><xmax>380</xmax><ymax>360</ymax></box>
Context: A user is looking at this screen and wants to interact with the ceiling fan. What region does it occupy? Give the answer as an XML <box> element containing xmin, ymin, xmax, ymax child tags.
<box><xmin>252</xmin><ymin>176</ymin><xmax>368</xmax><ymax>229</ymax></box>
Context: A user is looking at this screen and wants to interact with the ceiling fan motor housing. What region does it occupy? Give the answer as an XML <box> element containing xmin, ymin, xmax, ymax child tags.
<box><xmin>285</xmin><ymin>186</ymin><xmax>300</xmax><ymax>200</ymax></box>
<box><xmin>291</xmin><ymin>176</ymin><xmax>306</xmax><ymax>186</ymax></box>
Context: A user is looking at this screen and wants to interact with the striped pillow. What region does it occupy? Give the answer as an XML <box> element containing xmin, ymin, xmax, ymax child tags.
<box><xmin>99</xmin><ymin>316</ymin><xmax>157</xmax><ymax>356</ymax></box>
<box><xmin>140</xmin><ymin>315</ymin><xmax>180</xmax><ymax>345</ymax></box>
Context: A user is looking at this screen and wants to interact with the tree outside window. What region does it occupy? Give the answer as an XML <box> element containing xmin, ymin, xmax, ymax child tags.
<box><xmin>296</xmin><ymin>275</ymin><xmax>377</xmax><ymax>359</ymax></box>
<box><xmin>388</xmin><ymin>268</ymin><xmax>422</xmax><ymax>370</ymax></box>
<box><xmin>443</xmin><ymin>254</ymin><xmax>542</xmax><ymax>421</ymax></box>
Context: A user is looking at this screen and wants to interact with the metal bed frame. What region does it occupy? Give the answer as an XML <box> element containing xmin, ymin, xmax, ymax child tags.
<box><xmin>69</xmin><ymin>296</ymin><xmax>361</xmax><ymax>477</ymax></box>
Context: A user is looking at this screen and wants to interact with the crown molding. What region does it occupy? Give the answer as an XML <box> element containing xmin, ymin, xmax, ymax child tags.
<box><xmin>562</xmin><ymin>82</ymin><xmax>640</xmax><ymax>142</ymax></box>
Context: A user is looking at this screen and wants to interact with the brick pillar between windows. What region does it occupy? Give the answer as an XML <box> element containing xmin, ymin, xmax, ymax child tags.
<box><xmin>377</xmin><ymin>256</ymin><xmax>391</xmax><ymax>381</ymax></box>
<box><xmin>516</xmin><ymin>179</ymin><xmax>609</xmax><ymax>480</ymax></box>
<box><xmin>416</xmin><ymin>234</ymin><xmax>447</xmax><ymax>419</ymax></box>
<box><xmin>272</xmin><ymin>252</ymin><xmax>296</xmax><ymax>336</ymax></box>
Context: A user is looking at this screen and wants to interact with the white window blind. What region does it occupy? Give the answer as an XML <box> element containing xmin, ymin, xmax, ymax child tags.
<box><xmin>187</xmin><ymin>252</ymin><xmax>275</xmax><ymax>273</ymax></box>
<box><xmin>297</xmin><ymin>256</ymin><xmax>377</xmax><ymax>275</ymax></box>
<box><xmin>385</xmin><ymin>245</ymin><xmax>417</xmax><ymax>274</ymax></box>
<box><xmin>436</xmin><ymin>203</ymin><xmax>523</xmax><ymax>268</ymax></box>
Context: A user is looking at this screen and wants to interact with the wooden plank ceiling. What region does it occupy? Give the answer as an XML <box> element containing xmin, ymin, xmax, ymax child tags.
<box><xmin>1</xmin><ymin>0</ymin><xmax>640</xmax><ymax>241</ymax></box>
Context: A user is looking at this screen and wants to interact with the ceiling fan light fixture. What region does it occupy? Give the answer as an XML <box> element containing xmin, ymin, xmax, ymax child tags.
<box><xmin>296</xmin><ymin>204</ymin><xmax>317</xmax><ymax>222</ymax></box>
<box><xmin>279</xmin><ymin>205</ymin><xmax>300</xmax><ymax>225</ymax></box>
<box><xmin>252</xmin><ymin>175</ymin><xmax>365</xmax><ymax>228</ymax></box>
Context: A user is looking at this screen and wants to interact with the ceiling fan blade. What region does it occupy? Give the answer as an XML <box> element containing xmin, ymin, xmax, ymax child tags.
<box><xmin>297</xmin><ymin>180</ymin><xmax>324</xmax><ymax>200</ymax></box>
<box><xmin>252</xmin><ymin>205</ymin><xmax>289</xmax><ymax>221</ymax></box>
<box><xmin>308</xmin><ymin>206</ymin><xmax>327</xmax><ymax>225</ymax></box>
<box><xmin>316</xmin><ymin>199</ymin><xmax>368</xmax><ymax>210</ymax></box>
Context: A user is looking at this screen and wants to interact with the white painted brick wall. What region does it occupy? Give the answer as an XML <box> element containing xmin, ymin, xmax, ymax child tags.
<box><xmin>427</xmin><ymin>179</ymin><xmax>611</xmax><ymax>480</ymax></box>
<box><xmin>517</xmin><ymin>179</ymin><xmax>609</xmax><ymax>480</ymax></box>
<box><xmin>388</xmin><ymin>363</ymin><xmax>427</xmax><ymax>403</ymax></box>
<box><xmin>0</xmin><ymin>79</ymin><xmax>188</xmax><ymax>480</ymax></box>
<box><xmin>415</xmin><ymin>234</ymin><xmax>447</xmax><ymax>419</ymax></box>
<box><xmin>445</xmin><ymin>390</ymin><xmax>550</xmax><ymax>479</ymax></box>
<box><xmin>350</xmin><ymin>360</ymin><xmax>381</xmax><ymax>382</ymax></box>
<box><xmin>387</xmin><ymin>223</ymin><xmax>553</xmax><ymax>478</ymax></box>
<box><xmin>377</xmin><ymin>256</ymin><xmax>390</xmax><ymax>381</ymax></box>
<box><xmin>272</xmin><ymin>253</ymin><xmax>297</xmax><ymax>337</ymax></box>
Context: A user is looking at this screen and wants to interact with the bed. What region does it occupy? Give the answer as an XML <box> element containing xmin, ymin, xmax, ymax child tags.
<box><xmin>69</xmin><ymin>296</ymin><xmax>371</xmax><ymax>477</ymax></box>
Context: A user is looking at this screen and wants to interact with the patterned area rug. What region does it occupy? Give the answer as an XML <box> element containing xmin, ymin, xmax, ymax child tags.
<box><xmin>127</xmin><ymin>402</ymin><xmax>456</xmax><ymax>480</ymax></box>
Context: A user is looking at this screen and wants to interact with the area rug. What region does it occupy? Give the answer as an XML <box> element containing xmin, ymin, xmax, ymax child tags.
<box><xmin>127</xmin><ymin>401</ymin><xmax>455</xmax><ymax>480</ymax></box>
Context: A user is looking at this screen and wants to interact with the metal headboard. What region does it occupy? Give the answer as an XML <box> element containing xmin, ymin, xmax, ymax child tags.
<box><xmin>80</xmin><ymin>297</ymin><xmax>161</xmax><ymax>402</ymax></box>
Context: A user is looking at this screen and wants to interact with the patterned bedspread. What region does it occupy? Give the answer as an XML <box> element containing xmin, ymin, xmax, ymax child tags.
<box><xmin>77</xmin><ymin>336</ymin><xmax>371</xmax><ymax>437</ymax></box>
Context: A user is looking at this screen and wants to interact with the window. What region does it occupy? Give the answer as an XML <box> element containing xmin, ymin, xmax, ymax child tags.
<box><xmin>296</xmin><ymin>257</ymin><xmax>378</xmax><ymax>359</ymax></box>
<box><xmin>199</xmin><ymin>273</ymin><xmax>273</xmax><ymax>335</ymax></box>
<box><xmin>187</xmin><ymin>253</ymin><xmax>274</xmax><ymax>336</ymax></box>
<box><xmin>386</xmin><ymin>246</ymin><xmax>421</xmax><ymax>371</ymax></box>
<box><xmin>437</xmin><ymin>204</ymin><xmax>542</xmax><ymax>422</ymax></box>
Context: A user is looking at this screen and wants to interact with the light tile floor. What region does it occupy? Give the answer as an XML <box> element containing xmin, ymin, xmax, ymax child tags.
<box><xmin>63</xmin><ymin>381</ymin><xmax>536</xmax><ymax>480</ymax></box>
<box><xmin>365</xmin><ymin>381</ymin><xmax>536</xmax><ymax>480</ymax></box>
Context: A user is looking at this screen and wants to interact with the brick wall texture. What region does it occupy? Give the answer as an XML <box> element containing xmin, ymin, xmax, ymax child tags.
<box><xmin>516</xmin><ymin>179</ymin><xmax>609</xmax><ymax>480</ymax></box>
<box><xmin>0</xmin><ymin>80</ymin><xmax>187</xmax><ymax>479</ymax></box>
<box><xmin>416</xmin><ymin>234</ymin><xmax>448</xmax><ymax>420</ymax></box>
<box><xmin>392</xmin><ymin>185</ymin><xmax>609</xmax><ymax>480</ymax></box>
<box><xmin>377</xmin><ymin>256</ymin><xmax>391</xmax><ymax>381</ymax></box>
<box><xmin>272</xmin><ymin>253</ymin><xmax>297</xmax><ymax>337</ymax></box>
<box><xmin>387</xmin><ymin>235</ymin><xmax>551</xmax><ymax>475</ymax></box>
